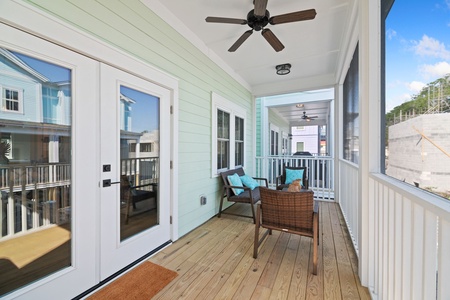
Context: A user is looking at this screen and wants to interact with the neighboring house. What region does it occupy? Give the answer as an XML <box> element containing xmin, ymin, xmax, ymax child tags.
<box><xmin>387</xmin><ymin>113</ymin><xmax>450</xmax><ymax>194</ymax></box>
<box><xmin>291</xmin><ymin>125</ymin><xmax>319</xmax><ymax>155</ymax></box>
<box><xmin>0</xmin><ymin>48</ymin><xmax>70</xmax><ymax>164</ymax></box>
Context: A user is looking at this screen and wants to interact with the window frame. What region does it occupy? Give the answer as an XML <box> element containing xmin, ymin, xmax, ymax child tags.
<box><xmin>1</xmin><ymin>85</ymin><xmax>23</xmax><ymax>113</ymax></box>
<box><xmin>211</xmin><ymin>92</ymin><xmax>246</xmax><ymax>176</ymax></box>
<box><xmin>140</xmin><ymin>142</ymin><xmax>153</xmax><ymax>152</ymax></box>
<box><xmin>234</xmin><ymin>115</ymin><xmax>244</xmax><ymax>167</ymax></box>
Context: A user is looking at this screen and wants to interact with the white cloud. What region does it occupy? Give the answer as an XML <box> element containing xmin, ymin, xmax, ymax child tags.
<box><xmin>407</xmin><ymin>81</ymin><xmax>426</xmax><ymax>93</ymax></box>
<box><xmin>413</xmin><ymin>35</ymin><xmax>450</xmax><ymax>60</ymax></box>
<box><xmin>386</xmin><ymin>93</ymin><xmax>412</xmax><ymax>112</ymax></box>
<box><xmin>420</xmin><ymin>61</ymin><xmax>450</xmax><ymax>79</ymax></box>
<box><xmin>386</xmin><ymin>28</ymin><xmax>397</xmax><ymax>40</ymax></box>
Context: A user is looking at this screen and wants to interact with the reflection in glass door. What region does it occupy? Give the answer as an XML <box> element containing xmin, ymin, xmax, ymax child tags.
<box><xmin>119</xmin><ymin>86</ymin><xmax>160</xmax><ymax>240</ymax></box>
<box><xmin>100</xmin><ymin>63</ymin><xmax>171</xmax><ymax>280</ymax></box>
<box><xmin>0</xmin><ymin>48</ymin><xmax>72</xmax><ymax>296</ymax></box>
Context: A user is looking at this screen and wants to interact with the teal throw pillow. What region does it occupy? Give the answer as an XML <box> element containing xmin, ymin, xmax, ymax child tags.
<box><xmin>227</xmin><ymin>173</ymin><xmax>244</xmax><ymax>195</ymax></box>
<box><xmin>240</xmin><ymin>175</ymin><xmax>260</xmax><ymax>190</ymax></box>
<box><xmin>285</xmin><ymin>169</ymin><xmax>304</xmax><ymax>185</ymax></box>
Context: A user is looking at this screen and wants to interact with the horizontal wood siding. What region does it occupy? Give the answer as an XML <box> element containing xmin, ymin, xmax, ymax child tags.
<box><xmin>268</xmin><ymin>109</ymin><xmax>289</xmax><ymax>134</ymax></box>
<box><xmin>25</xmin><ymin>0</ymin><xmax>253</xmax><ymax>236</ymax></box>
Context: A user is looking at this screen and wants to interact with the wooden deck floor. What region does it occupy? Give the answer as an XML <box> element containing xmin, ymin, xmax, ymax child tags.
<box><xmin>149</xmin><ymin>202</ymin><xmax>371</xmax><ymax>300</ymax></box>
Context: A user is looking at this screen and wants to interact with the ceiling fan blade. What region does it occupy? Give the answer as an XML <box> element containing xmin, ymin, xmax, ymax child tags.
<box><xmin>254</xmin><ymin>0</ymin><xmax>269</xmax><ymax>17</ymax></box>
<box><xmin>261</xmin><ymin>29</ymin><xmax>284</xmax><ymax>52</ymax></box>
<box><xmin>269</xmin><ymin>9</ymin><xmax>317</xmax><ymax>25</ymax></box>
<box><xmin>205</xmin><ymin>17</ymin><xmax>247</xmax><ymax>25</ymax></box>
<box><xmin>228</xmin><ymin>30</ymin><xmax>253</xmax><ymax>52</ymax></box>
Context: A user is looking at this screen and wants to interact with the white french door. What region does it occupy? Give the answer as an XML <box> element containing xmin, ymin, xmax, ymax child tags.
<box><xmin>99</xmin><ymin>63</ymin><xmax>171</xmax><ymax>280</ymax></box>
<box><xmin>0</xmin><ymin>22</ymin><xmax>172</xmax><ymax>299</ymax></box>
<box><xmin>0</xmin><ymin>23</ymin><xmax>98</xmax><ymax>299</ymax></box>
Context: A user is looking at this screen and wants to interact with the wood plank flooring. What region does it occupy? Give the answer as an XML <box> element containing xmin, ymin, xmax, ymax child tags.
<box><xmin>149</xmin><ymin>202</ymin><xmax>371</xmax><ymax>300</ymax></box>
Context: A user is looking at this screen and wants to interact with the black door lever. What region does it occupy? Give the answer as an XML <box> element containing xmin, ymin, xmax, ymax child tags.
<box><xmin>103</xmin><ymin>179</ymin><xmax>120</xmax><ymax>187</ymax></box>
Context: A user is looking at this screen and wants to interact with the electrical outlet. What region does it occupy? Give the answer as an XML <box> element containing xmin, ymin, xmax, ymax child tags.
<box><xmin>200</xmin><ymin>195</ymin><xmax>207</xmax><ymax>205</ymax></box>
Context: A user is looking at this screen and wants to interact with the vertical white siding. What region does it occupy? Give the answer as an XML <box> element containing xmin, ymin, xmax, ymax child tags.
<box><xmin>338</xmin><ymin>160</ymin><xmax>359</xmax><ymax>254</ymax></box>
<box><xmin>366</xmin><ymin>175</ymin><xmax>450</xmax><ymax>300</ymax></box>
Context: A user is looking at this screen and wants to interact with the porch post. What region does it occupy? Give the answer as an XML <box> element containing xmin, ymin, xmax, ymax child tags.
<box><xmin>359</xmin><ymin>0</ymin><xmax>382</xmax><ymax>289</ymax></box>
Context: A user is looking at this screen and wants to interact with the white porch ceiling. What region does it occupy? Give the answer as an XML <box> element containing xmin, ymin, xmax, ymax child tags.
<box><xmin>144</xmin><ymin>0</ymin><xmax>355</xmax><ymax>125</ymax></box>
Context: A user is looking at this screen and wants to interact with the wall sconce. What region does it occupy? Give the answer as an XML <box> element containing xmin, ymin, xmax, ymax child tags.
<box><xmin>276</xmin><ymin>63</ymin><xmax>291</xmax><ymax>75</ymax></box>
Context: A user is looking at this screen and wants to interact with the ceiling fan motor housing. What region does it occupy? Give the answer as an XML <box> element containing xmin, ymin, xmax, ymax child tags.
<box><xmin>247</xmin><ymin>9</ymin><xmax>270</xmax><ymax>31</ymax></box>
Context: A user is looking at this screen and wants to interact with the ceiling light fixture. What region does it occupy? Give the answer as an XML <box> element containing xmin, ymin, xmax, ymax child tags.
<box><xmin>276</xmin><ymin>63</ymin><xmax>291</xmax><ymax>75</ymax></box>
<box><xmin>295</xmin><ymin>103</ymin><xmax>304</xmax><ymax>108</ymax></box>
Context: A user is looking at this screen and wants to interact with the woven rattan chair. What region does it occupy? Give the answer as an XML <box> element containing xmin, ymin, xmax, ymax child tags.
<box><xmin>219</xmin><ymin>168</ymin><xmax>268</xmax><ymax>223</ymax></box>
<box><xmin>121</xmin><ymin>175</ymin><xmax>157</xmax><ymax>224</ymax></box>
<box><xmin>276</xmin><ymin>165</ymin><xmax>309</xmax><ymax>190</ymax></box>
<box><xmin>254</xmin><ymin>187</ymin><xmax>319</xmax><ymax>275</ymax></box>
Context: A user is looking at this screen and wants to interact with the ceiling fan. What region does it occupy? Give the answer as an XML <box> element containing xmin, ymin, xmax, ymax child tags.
<box><xmin>205</xmin><ymin>0</ymin><xmax>316</xmax><ymax>52</ymax></box>
<box><xmin>301</xmin><ymin>111</ymin><xmax>318</xmax><ymax>122</ymax></box>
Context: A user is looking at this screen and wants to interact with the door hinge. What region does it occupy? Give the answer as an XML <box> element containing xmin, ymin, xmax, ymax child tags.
<box><xmin>170</xmin><ymin>105</ymin><xmax>173</xmax><ymax>114</ymax></box>
<box><xmin>170</xmin><ymin>216</ymin><xmax>173</xmax><ymax>224</ymax></box>
<box><xmin>170</xmin><ymin>160</ymin><xmax>173</xmax><ymax>169</ymax></box>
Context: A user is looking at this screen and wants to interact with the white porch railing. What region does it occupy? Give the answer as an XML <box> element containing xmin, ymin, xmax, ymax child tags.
<box><xmin>0</xmin><ymin>163</ymin><xmax>71</xmax><ymax>239</ymax></box>
<box><xmin>121</xmin><ymin>157</ymin><xmax>159</xmax><ymax>187</ymax></box>
<box><xmin>365</xmin><ymin>175</ymin><xmax>450</xmax><ymax>300</ymax></box>
<box><xmin>255</xmin><ymin>155</ymin><xmax>335</xmax><ymax>201</ymax></box>
<box><xmin>338</xmin><ymin>161</ymin><xmax>450</xmax><ymax>299</ymax></box>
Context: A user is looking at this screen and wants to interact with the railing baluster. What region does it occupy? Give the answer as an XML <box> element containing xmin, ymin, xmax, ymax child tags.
<box><xmin>255</xmin><ymin>155</ymin><xmax>334</xmax><ymax>200</ymax></box>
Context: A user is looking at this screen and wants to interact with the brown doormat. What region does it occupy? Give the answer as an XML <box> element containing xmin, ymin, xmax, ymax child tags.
<box><xmin>88</xmin><ymin>261</ymin><xmax>177</xmax><ymax>299</ymax></box>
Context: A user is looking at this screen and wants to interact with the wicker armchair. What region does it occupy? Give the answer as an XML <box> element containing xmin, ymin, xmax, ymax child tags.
<box><xmin>276</xmin><ymin>166</ymin><xmax>309</xmax><ymax>190</ymax></box>
<box><xmin>219</xmin><ymin>168</ymin><xmax>268</xmax><ymax>223</ymax></box>
<box><xmin>254</xmin><ymin>187</ymin><xmax>319</xmax><ymax>275</ymax></box>
<box><xmin>121</xmin><ymin>175</ymin><xmax>157</xmax><ymax>224</ymax></box>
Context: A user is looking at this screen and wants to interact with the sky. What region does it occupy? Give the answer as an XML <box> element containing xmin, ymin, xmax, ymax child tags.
<box><xmin>385</xmin><ymin>0</ymin><xmax>450</xmax><ymax>112</ymax></box>
<box><xmin>120</xmin><ymin>86</ymin><xmax>160</xmax><ymax>133</ymax></box>
<box><xmin>13</xmin><ymin>51</ymin><xmax>71</xmax><ymax>82</ymax></box>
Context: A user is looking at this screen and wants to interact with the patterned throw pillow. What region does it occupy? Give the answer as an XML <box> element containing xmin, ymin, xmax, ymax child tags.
<box><xmin>240</xmin><ymin>175</ymin><xmax>260</xmax><ymax>190</ymax></box>
<box><xmin>285</xmin><ymin>168</ymin><xmax>304</xmax><ymax>185</ymax></box>
<box><xmin>227</xmin><ymin>173</ymin><xmax>244</xmax><ymax>195</ymax></box>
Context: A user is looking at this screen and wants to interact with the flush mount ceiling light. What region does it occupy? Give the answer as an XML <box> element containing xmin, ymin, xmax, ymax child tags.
<box><xmin>295</xmin><ymin>103</ymin><xmax>304</xmax><ymax>108</ymax></box>
<box><xmin>276</xmin><ymin>63</ymin><xmax>291</xmax><ymax>75</ymax></box>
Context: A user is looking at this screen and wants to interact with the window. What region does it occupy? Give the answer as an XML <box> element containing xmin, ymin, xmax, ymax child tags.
<box><xmin>129</xmin><ymin>142</ymin><xmax>136</xmax><ymax>152</ymax></box>
<box><xmin>212</xmin><ymin>92</ymin><xmax>246</xmax><ymax>175</ymax></box>
<box><xmin>2</xmin><ymin>87</ymin><xmax>22</xmax><ymax>112</ymax></box>
<box><xmin>217</xmin><ymin>109</ymin><xmax>230</xmax><ymax>171</ymax></box>
<box><xmin>140</xmin><ymin>143</ymin><xmax>153</xmax><ymax>152</ymax></box>
<box><xmin>235</xmin><ymin>116</ymin><xmax>244</xmax><ymax>167</ymax></box>
<box><xmin>282</xmin><ymin>136</ymin><xmax>288</xmax><ymax>155</ymax></box>
<box><xmin>270</xmin><ymin>130</ymin><xmax>279</xmax><ymax>155</ymax></box>
<box><xmin>383</xmin><ymin>0</ymin><xmax>450</xmax><ymax>200</ymax></box>
<box><xmin>296</xmin><ymin>142</ymin><xmax>304</xmax><ymax>152</ymax></box>
<box><xmin>343</xmin><ymin>43</ymin><xmax>359</xmax><ymax>164</ymax></box>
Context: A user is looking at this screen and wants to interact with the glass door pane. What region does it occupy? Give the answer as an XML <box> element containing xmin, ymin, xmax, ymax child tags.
<box><xmin>99</xmin><ymin>63</ymin><xmax>170</xmax><ymax>281</ymax></box>
<box><xmin>0</xmin><ymin>48</ymin><xmax>72</xmax><ymax>296</ymax></box>
<box><xmin>119</xmin><ymin>86</ymin><xmax>160</xmax><ymax>241</ymax></box>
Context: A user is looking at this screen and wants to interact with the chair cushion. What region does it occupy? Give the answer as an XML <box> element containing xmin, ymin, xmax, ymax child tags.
<box><xmin>227</xmin><ymin>173</ymin><xmax>244</xmax><ymax>195</ymax></box>
<box><xmin>229</xmin><ymin>186</ymin><xmax>261</xmax><ymax>204</ymax></box>
<box><xmin>285</xmin><ymin>168</ymin><xmax>305</xmax><ymax>185</ymax></box>
<box><xmin>240</xmin><ymin>175</ymin><xmax>259</xmax><ymax>190</ymax></box>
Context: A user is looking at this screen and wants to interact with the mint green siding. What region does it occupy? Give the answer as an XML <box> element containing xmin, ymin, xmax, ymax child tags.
<box><xmin>25</xmin><ymin>0</ymin><xmax>253</xmax><ymax>236</ymax></box>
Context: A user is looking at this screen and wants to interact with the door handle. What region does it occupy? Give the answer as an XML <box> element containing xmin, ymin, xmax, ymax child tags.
<box><xmin>102</xmin><ymin>179</ymin><xmax>120</xmax><ymax>187</ymax></box>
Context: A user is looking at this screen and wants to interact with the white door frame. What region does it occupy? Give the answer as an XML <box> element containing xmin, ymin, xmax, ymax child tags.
<box><xmin>0</xmin><ymin>22</ymin><xmax>99</xmax><ymax>300</ymax></box>
<box><xmin>99</xmin><ymin>63</ymin><xmax>172</xmax><ymax>280</ymax></box>
<box><xmin>0</xmin><ymin>1</ymin><xmax>179</xmax><ymax>298</ymax></box>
